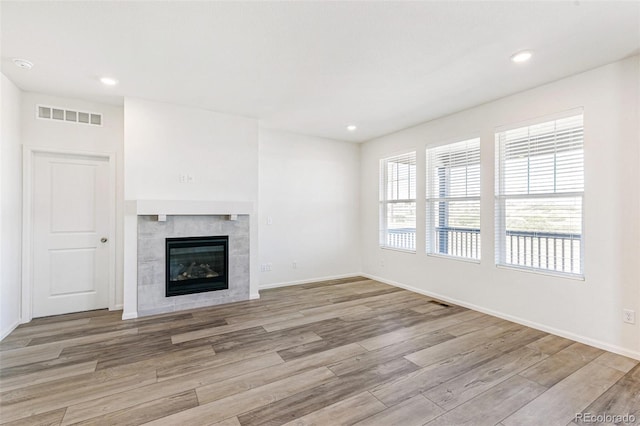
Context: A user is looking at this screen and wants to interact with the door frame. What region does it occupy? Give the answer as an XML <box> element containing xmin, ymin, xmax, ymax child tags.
<box><xmin>22</xmin><ymin>146</ymin><xmax>117</xmax><ymax>323</ymax></box>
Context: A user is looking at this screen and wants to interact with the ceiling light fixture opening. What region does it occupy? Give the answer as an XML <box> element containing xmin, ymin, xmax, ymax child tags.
<box><xmin>347</xmin><ymin>125</ymin><xmax>357</xmax><ymax>132</ymax></box>
<box><xmin>511</xmin><ymin>50</ymin><xmax>533</xmax><ymax>63</ymax></box>
<box><xmin>13</xmin><ymin>58</ymin><xmax>34</xmax><ymax>70</ymax></box>
<box><xmin>100</xmin><ymin>77</ymin><xmax>118</xmax><ymax>86</ymax></box>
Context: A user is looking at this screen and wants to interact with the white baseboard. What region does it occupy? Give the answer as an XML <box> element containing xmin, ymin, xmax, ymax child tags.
<box><xmin>0</xmin><ymin>319</ymin><xmax>20</xmax><ymax>341</ymax></box>
<box><xmin>250</xmin><ymin>292</ymin><xmax>260</xmax><ymax>300</ymax></box>
<box><xmin>361</xmin><ymin>272</ymin><xmax>640</xmax><ymax>361</ymax></box>
<box><xmin>110</xmin><ymin>304</ymin><xmax>123</xmax><ymax>311</ymax></box>
<box><xmin>121</xmin><ymin>311</ymin><xmax>138</xmax><ymax>320</ymax></box>
<box><xmin>258</xmin><ymin>273</ymin><xmax>361</xmax><ymax>291</ymax></box>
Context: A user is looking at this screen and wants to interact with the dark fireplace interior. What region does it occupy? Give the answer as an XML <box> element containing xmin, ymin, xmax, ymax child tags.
<box><xmin>166</xmin><ymin>236</ymin><xmax>228</xmax><ymax>297</ymax></box>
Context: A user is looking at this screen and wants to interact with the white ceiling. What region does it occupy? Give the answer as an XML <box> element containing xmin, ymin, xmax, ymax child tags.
<box><xmin>2</xmin><ymin>1</ymin><xmax>638</xmax><ymax>142</ymax></box>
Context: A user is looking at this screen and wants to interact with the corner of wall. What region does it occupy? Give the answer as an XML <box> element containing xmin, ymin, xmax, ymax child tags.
<box><xmin>0</xmin><ymin>73</ymin><xmax>24</xmax><ymax>339</ymax></box>
<box><xmin>358</xmin><ymin>57</ymin><xmax>640</xmax><ymax>357</ymax></box>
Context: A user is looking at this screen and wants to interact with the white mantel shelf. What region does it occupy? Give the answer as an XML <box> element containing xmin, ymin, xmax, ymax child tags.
<box><xmin>129</xmin><ymin>200</ymin><xmax>254</xmax><ymax>216</ymax></box>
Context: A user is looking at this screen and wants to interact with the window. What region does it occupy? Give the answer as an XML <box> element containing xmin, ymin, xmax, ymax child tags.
<box><xmin>426</xmin><ymin>138</ymin><xmax>481</xmax><ymax>260</ymax></box>
<box><xmin>495</xmin><ymin>113</ymin><xmax>584</xmax><ymax>276</ymax></box>
<box><xmin>380</xmin><ymin>152</ymin><xmax>416</xmax><ymax>251</ymax></box>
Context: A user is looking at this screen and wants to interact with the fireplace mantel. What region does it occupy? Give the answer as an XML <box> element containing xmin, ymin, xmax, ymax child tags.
<box><xmin>123</xmin><ymin>199</ymin><xmax>257</xmax><ymax>320</ymax></box>
<box><xmin>131</xmin><ymin>200</ymin><xmax>253</xmax><ymax>216</ymax></box>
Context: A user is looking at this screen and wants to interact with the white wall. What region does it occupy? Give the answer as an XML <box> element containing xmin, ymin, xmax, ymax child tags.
<box><xmin>123</xmin><ymin>98</ymin><xmax>260</xmax><ymax>316</ymax></box>
<box><xmin>258</xmin><ymin>128</ymin><xmax>361</xmax><ymax>288</ymax></box>
<box><xmin>360</xmin><ymin>56</ymin><xmax>640</xmax><ymax>358</ymax></box>
<box><xmin>123</xmin><ymin>98</ymin><xmax>259</xmax><ymax>202</ymax></box>
<box><xmin>0</xmin><ymin>74</ymin><xmax>23</xmax><ymax>339</ymax></box>
<box><xmin>20</xmin><ymin>92</ymin><xmax>125</xmax><ymax>311</ymax></box>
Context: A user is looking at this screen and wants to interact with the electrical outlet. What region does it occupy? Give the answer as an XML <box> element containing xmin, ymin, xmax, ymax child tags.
<box><xmin>292</xmin><ymin>261</ymin><xmax>297</xmax><ymax>269</ymax></box>
<box><xmin>267</xmin><ymin>216</ymin><xmax>273</xmax><ymax>225</ymax></box>
<box><xmin>623</xmin><ymin>309</ymin><xmax>636</xmax><ymax>324</ymax></box>
<box><xmin>379</xmin><ymin>259</ymin><xmax>385</xmax><ymax>268</ymax></box>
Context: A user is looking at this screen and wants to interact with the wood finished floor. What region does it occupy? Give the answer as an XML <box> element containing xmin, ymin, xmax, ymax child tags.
<box><xmin>1</xmin><ymin>277</ymin><xmax>638</xmax><ymax>426</ymax></box>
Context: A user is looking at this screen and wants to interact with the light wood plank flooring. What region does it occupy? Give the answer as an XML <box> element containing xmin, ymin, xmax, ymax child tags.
<box><xmin>1</xmin><ymin>277</ymin><xmax>638</xmax><ymax>425</ymax></box>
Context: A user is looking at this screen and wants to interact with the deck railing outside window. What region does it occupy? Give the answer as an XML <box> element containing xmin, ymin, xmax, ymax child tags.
<box><xmin>389</xmin><ymin>226</ymin><xmax>581</xmax><ymax>273</ymax></box>
<box><xmin>386</xmin><ymin>228</ymin><xmax>417</xmax><ymax>251</ymax></box>
<box><xmin>504</xmin><ymin>230</ymin><xmax>581</xmax><ymax>274</ymax></box>
<box><xmin>434</xmin><ymin>226</ymin><xmax>481</xmax><ymax>259</ymax></box>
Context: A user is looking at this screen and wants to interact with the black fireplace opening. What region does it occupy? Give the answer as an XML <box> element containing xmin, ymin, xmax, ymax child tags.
<box><xmin>166</xmin><ymin>236</ymin><xmax>228</xmax><ymax>297</ymax></box>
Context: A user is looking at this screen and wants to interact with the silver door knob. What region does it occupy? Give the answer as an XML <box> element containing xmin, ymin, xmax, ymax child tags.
<box><xmin>101</xmin><ymin>237</ymin><xmax>108</xmax><ymax>243</ymax></box>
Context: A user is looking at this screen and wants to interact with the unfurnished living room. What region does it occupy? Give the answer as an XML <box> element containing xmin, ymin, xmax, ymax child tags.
<box><xmin>1</xmin><ymin>1</ymin><xmax>639</xmax><ymax>425</ymax></box>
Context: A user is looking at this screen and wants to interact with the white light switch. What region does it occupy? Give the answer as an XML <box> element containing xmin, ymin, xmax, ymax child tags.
<box><xmin>267</xmin><ymin>216</ymin><xmax>273</xmax><ymax>225</ymax></box>
<box><xmin>179</xmin><ymin>173</ymin><xmax>196</xmax><ymax>183</ymax></box>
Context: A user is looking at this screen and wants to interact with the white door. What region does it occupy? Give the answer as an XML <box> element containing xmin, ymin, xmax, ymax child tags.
<box><xmin>32</xmin><ymin>152</ymin><xmax>111</xmax><ymax>317</ymax></box>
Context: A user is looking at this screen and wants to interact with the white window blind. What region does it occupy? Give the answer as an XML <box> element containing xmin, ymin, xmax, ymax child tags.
<box><xmin>380</xmin><ymin>152</ymin><xmax>416</xmax><ymax>251</ymax></box>
<box><xmin>495</xmin><ymin>113</ymin><xmax>584</xmax><ymax>276</ymax></box>
<box><xmin>426</xmin><ymin>138</ymin><xmax>481</xmax><ymax>259</ymax></box>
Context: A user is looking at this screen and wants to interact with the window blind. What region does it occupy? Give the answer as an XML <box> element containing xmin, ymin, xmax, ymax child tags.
<box><xmin>495</xmin><ymin>113</ymin><xmax>584</xmax><ymax>275</ymax></box>
<box><xmin>380</xmin><ymin>152</ymin><xmax>416</xmax><ymax>251</ymax></box>
<box><xmin>426</xmin><ymin>138</ymin><xmax>481</xmax><ymax>259</ymax></box>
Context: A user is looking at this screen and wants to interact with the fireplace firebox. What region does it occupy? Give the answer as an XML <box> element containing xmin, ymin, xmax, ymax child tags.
<box><xmin>165</xmin><ymin>236</ymin><xmax>228</xmax><ymax>297</ymax></box>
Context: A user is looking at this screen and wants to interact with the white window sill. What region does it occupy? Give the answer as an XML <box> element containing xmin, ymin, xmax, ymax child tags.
<box><xmin>496</xmin><ymin>264</ymin><xmax>585</xmax><ymax>281</ymax></box>
<box><xmin>427</xmin><ymin>253</ymin><xmax>481</xmax><ymax>264</ymax></box>
<box><xmin>380</xmin><ymin>246</ymin><xmax>416</xmax><ymax>254</ymax></box>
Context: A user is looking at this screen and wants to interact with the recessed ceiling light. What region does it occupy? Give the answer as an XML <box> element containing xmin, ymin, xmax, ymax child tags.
<box><xmin>100</xmin><ymin>77</ymin><xmax>118</xmax><ymax>86</ymax></box>
<box><xmin>13</xmin><ymin>58</ymin><xmax>34</xmax><ymax>70</ymax></box>
<box><xmin>511</xmin><ymin>50</ymin><xmax>533</xmax><ymax>63</ymax></box>
<box><xmin>347</xmin><ymin>125</ymin><xmax>357</xmax><ymax>132</ymax></box>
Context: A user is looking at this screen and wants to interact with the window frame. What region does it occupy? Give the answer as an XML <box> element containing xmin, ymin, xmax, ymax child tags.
<box><xmin>494</xmin><ymin>110</ymin><xmax>585</xmax><ymax>279</ymax></box>
<box><xmin>379</xmin><ymin>151</ymin><xmax>417</xmax><ymax>252</ymax></box>
<box><xmin>425</xmin><ymin>138</ymin><xmax>481</xmax><ymax>262</ymax></box>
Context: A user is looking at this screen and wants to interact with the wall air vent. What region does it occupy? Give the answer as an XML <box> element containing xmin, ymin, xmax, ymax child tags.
<box><xmin>36</xmin><ymin>105</ymin><xmax>102</xmax><ymax>126</ymax></box>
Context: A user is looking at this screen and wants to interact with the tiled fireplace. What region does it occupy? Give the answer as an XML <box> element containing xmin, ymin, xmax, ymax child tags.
<box><xmin>122</xmin><ymin>200</ymin><xmax>255</xmax><ymax>319</ymax></box>
<box><xmin>136</xmin><ymin>212</ymin><xmax>250</xmax><ymax>317</ymax></box>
